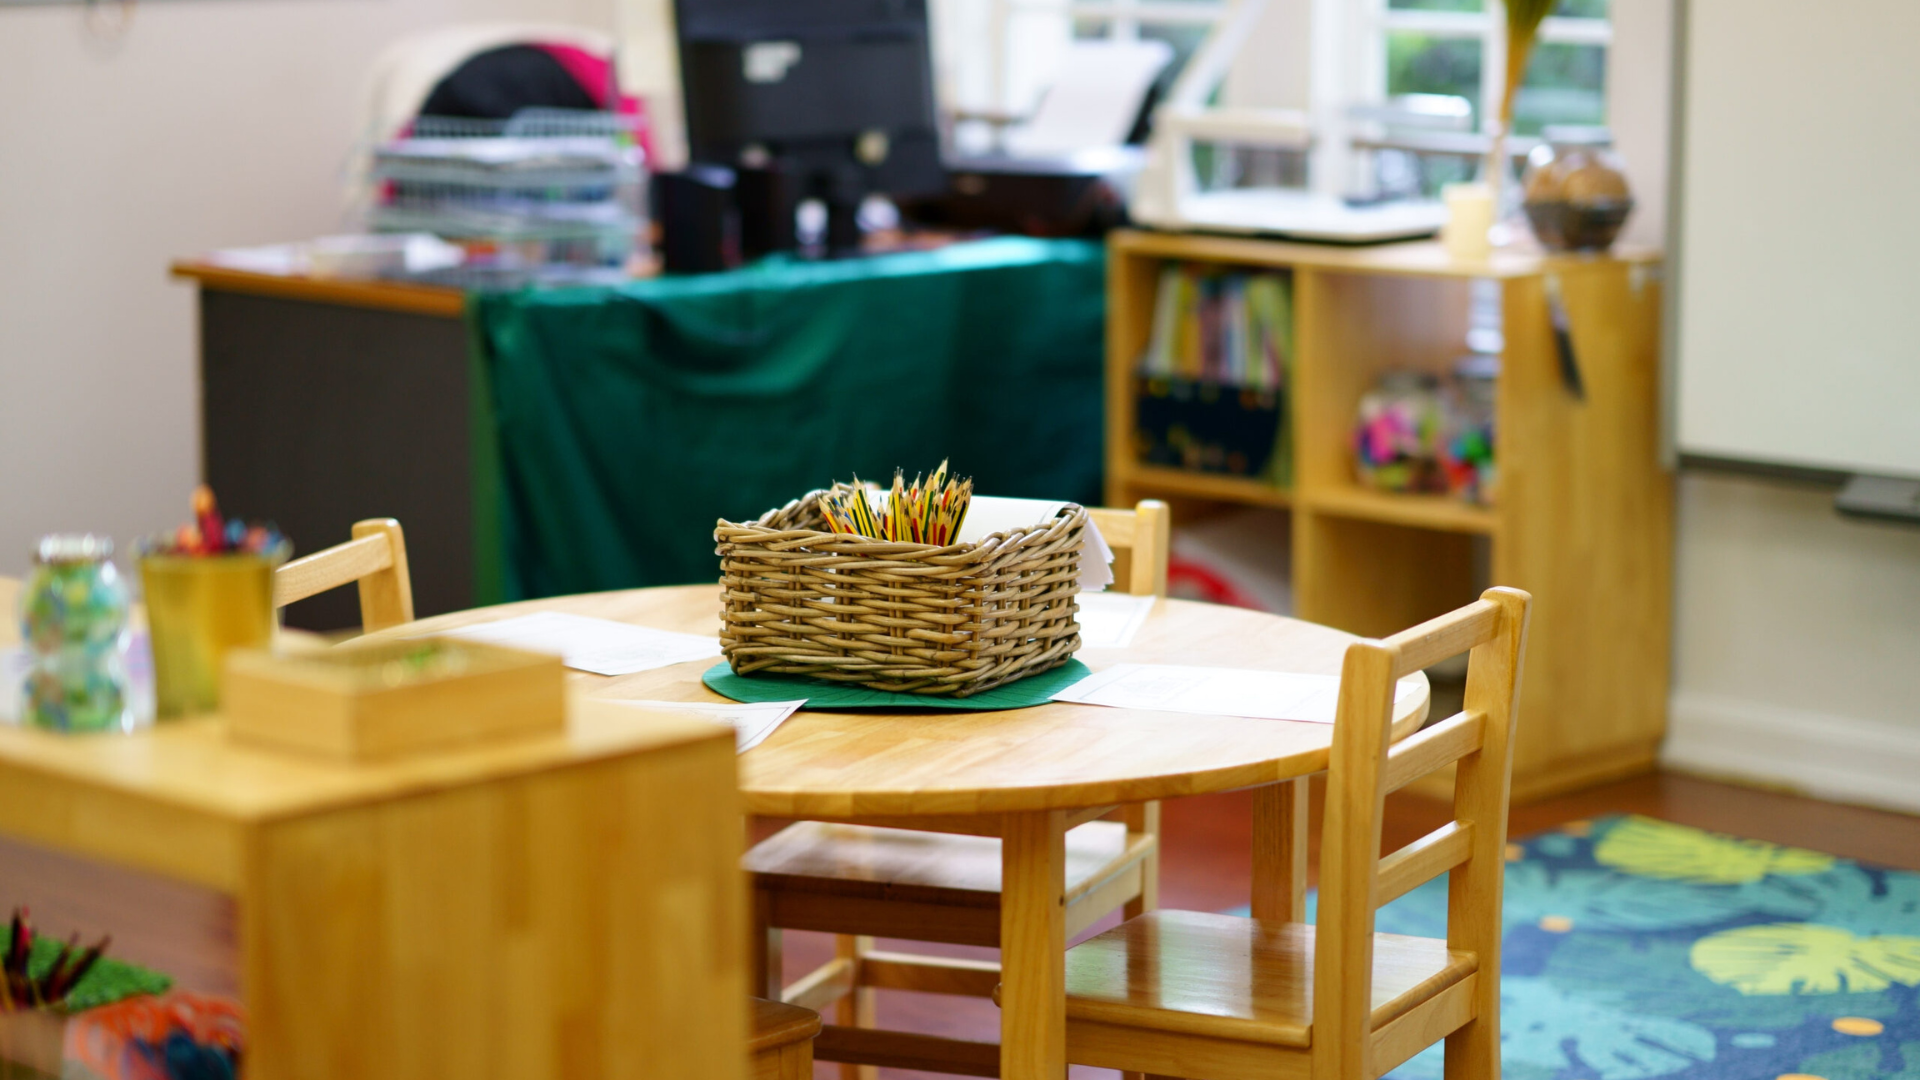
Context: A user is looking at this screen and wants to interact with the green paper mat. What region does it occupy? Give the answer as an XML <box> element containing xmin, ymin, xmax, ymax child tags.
<box><xmin>702</xmin><ymin>660</ymin><xmax>1092</xmax><ymax>711</ymax></box>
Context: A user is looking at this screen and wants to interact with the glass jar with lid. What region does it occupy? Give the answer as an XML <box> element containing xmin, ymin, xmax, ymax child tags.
<box><xmin>19</xmin><ymin>534</ymin><xmax>133</xmax><ymax>733</ymax></box>
<box><xmin>1522</xmin><ymin>126</ymin><xmax>1634</xmax><ymax>252</ymax></box>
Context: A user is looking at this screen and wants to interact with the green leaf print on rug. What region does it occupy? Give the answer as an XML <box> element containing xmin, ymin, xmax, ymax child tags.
<box><xmin>1501</xmin><ymin>978</ymin><xmax>1719</xmax><ymax>1080</ymax></box>
<box><xmin>1691</xmin><ymin>922</ymin><xmax>1920</xmax><ymax>994</ymax></box>
<box><xmin>1545</xmin><ymin>932</ymin><xmax>1901</xmax><ymax>1031</ymax></box>
<box><xmin>1595</xmin><ymin>816</ymin><xmax>1835</xmax><ymax>884</ymax></box>
<box><xmin>1390</xmin><ymin>978</ymin><xmax>1717</xmax><ymax>1080</ymax></box>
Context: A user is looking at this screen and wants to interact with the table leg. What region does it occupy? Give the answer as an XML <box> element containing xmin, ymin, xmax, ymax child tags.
<box><xmin>1251</xmin><ymin>778</ymin><xmax>1309</xmax><ymax>922</ymax></box>
<box><xmin>1000</xmin><ymin>809</ymin><xmax>1068</xmax><ymax>1080</ymax></box>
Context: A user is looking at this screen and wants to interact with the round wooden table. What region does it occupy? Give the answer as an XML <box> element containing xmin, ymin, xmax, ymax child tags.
<box><xmin>389</xmin><ymin>584</ymin><xmax>1430</xmax><ymax>1080</ymax></box>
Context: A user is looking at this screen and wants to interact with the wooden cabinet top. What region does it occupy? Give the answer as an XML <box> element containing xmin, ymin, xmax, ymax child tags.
<box><xmin>170</xmin><ymin>261</ymin><xmax>465</xmax><ymax>318</ymax></box>
<box><xmin>1108</xmin><ymin>229</ymin><xmax>1661</xmax><ymax>280</ymax></box>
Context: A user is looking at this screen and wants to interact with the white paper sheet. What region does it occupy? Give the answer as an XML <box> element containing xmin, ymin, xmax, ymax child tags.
<box><xmin>1050</xmin><ymin>663</ymin><xmax>1421</xmax><ymax>724</ymax></box>
<box><xmin>434</xmin><ymin>612</ymin><xmax>720</xmax><ymax>676</ymax></box>
<box><xmin>1075</xmin><ymin>592</ymin><xmax>1157</xmax><ymax>649</ymax></box>
<box><xmin>600</xmin><ymin>698</ymin><xmax>804</xmax><ymax>754</ymax></box>
<box><xmin>953</xmin><ymin>495</ymin><xmax>1115</xmax><ymax>591</ymax></box>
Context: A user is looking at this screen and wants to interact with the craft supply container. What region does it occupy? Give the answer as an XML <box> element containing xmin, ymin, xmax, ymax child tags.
<box><xmin>1134</xmin><ymin>376</ymin><xmax>1289</xmax><ymax>485</ymax></box>
<box><xmin>0</xmin><ymin>1008</ymin><xmax>66</xmax><ymax>1077</ymax></box>
<box><xmin>715</xmin><ymin>485</ymin><xmax>1086</xmax><ymax>696</ymax></box>
<box><xmin>1353</xmin><ymin>371</ymin><xmax>1448</xmax><ymax>495</ymax></box>
<box><xmin>223</xmin><ymin>638</ymin><xmax>563</xmax><ymax>761</ymax></box>
<box><xmin>140</xmin><ymin>553</ymin><xmax>278</xmax><ymax>719</ymax></box>
<box><xmin>20</xmin><ymin>534</ymin><xmax>131</xmax><ymax>733</ymax></box>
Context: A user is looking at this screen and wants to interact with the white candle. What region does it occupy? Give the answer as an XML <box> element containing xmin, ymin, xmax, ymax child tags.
<box><xmin>1442</xmin><ymin>182</ymin><xmax>1494</xmax><ymax>263</ymax></box>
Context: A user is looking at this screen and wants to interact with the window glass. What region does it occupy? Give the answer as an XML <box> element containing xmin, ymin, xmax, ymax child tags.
<box><xmin>1075</xmin><ymin>17</ymin><xmax>1211</xmax><ymax>99</ymax></box>
<box><xmin>1387</xmin><ymin>32</ymin><xmax>1485</xmax><ymax>124</ymax></box>
<box><xmin>1513</xmin><ymin>41</ymin><xmax>1606</xmax><ymax>135</ymax></box>
<box><xmin>1553</xmin><ymin>0</ymin><xmax>1608</xmax><ymax>16</ymax></box>
<box><xmin>1389</xmin><ymin>0</ymin><xmax>1483</xmax><ymax>10</ymax></box>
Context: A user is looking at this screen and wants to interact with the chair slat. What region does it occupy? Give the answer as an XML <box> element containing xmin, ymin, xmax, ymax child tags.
<box><xmin>860</xmin><ymin>952</ymin><xmax>1001</xmax><ymax>997</ymax></box>
<box><xmin>1084</xmin><ymin>507</ymin><xmax>1138</xmax><ymax>547</ymax></box>
<box><xmin>1367</xmin><ymin>972</ymin><xmax>1479</xmax><ymax>1080</ymax></box>
<box><xmin>1377</xmin><ymin>821</ymin><xmax>1475</xmax><ymax>907</ymax></box>
<box><xmin>1382</xmin><ymin>710</ymin><xmax>1486</xmax><ymax>794</ymax></box>
<box><xmin>814</xmin><ymin>1025</ymin><xmax>1000</xmax><ymax>1077</ymax></box>
<box><xmin>1385</xmin><ymin>599</ymin><xmax>1502</xmax><ymax>679</ymax></box>
<box><xmin>782</xmin><ymin>956</ymin><xmax>856</xmax><ymax>1012</ymax></box>
<box><xmin>273</xmin><ymin>533</ymin><xmax>392</xmax><ymax>607</ymax></box>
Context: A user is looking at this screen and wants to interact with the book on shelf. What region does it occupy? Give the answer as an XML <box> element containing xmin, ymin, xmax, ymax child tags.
<box><xmin>1137</xmin><ymin>264</ymin><xmax>1293</xmax><ymax>392</ymax></box>
<box><xmin>1133</xmin><ymin>263</ymin><xmax>1295</xmax><ymax>485</ymax></box>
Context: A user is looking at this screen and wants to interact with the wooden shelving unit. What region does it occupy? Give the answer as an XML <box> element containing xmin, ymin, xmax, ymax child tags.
<box><xmin>1126</xmin><ymin>464</ymin><xmax>1294</xmax><ymax>509</ymax></box>
<box><xmin>1105</xmin><ymin>229</ymin><xmax>1673</xmax><ymax>801</ymax></box>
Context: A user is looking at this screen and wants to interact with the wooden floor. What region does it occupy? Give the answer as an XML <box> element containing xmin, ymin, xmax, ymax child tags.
<box><xmin>0</xmin><ymin>771</ymin><xmax>1913</xmax><ymax>1079</ymax></box>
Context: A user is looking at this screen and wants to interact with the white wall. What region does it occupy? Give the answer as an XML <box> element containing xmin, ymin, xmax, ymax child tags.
<box><xmin>1664</xmin><ymin>473</ymin><xmax>1920</xmax><ymax>813</ymax></box>
<box><xmin>1614</xmin><ymin>1</ymin><xmax>1920</xmax><ymax>814</ymax></box>
<box><xmin>0</xmin><ymin>0</ymin><xmax>612</xmax><ymax>576</ymax></box>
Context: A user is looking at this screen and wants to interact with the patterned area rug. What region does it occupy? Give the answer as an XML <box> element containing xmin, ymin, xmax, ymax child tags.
<box><xmin>1271</xmin><ymin>815</ymin><xmax>1920</xmax><ymax>1079</ymax></box>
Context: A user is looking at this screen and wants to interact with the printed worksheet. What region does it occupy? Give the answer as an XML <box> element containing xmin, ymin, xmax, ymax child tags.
<box><xmin>599</xmin><ymin>698</ymin><xmax>805</xmax><ymax>754</ymax></box>
<box><xmin>435</xmin><ymin>612</ymin><xmax>720</xmax><ymax>676</ymax></box>
<box><xmin>1075</xmin><ymin>592</ymin><xmax>1157</xmax><ymax>649</ymax></box>
<box><xmin>1051</xmin><ymin>663</ymin><xmax>1420</xmax><ymax>724</ymax></box>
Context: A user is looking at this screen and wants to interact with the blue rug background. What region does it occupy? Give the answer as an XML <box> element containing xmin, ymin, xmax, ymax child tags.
<box><xmin>1239</xmin><ymin>815</ymin><xmax>1920</xmax><ymax>1079</ymax></box>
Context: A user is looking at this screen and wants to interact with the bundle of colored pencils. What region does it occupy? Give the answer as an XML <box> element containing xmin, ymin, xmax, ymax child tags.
<box><xmin>820</xmin><ymin>460</ymin><xmax>972</xmax><ymax>545</ymax></box>
<box><xmin>3</xmin><ymin>907</ymin><xmax>111</xmax><ymax>1011</ymax></box>
<box><xmin>137</xmin><ymin>485</ymin><xmax>287</xmax><ymax>558</ymax></box>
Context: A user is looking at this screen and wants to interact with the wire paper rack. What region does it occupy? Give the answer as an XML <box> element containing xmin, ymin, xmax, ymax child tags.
<box><xmin>367</xmin><ymin>109</ymin><xmax>646</xmax><ymax>286</ymax></box>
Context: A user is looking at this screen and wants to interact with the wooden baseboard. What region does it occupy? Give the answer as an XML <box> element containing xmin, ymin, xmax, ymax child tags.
<box><xmin>1663</xmin><ymin>691</ymin><xmax>1920</xmax><ymax>816</ymax></box>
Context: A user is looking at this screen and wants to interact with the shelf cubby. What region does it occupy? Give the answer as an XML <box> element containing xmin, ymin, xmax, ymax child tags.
<box><xmin>1104</xmin><ymin>229</ymin><xmax>1672</xmax><ymax>801</ymax></box>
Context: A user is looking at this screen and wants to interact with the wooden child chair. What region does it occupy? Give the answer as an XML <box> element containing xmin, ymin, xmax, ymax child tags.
<box><xmin>745</xmin><ymin>499</ymin><xmax>1172</xmax><ymax>1078</ymax></box>
<box><xmin>750</xmin><ymin>998</ymin><xmax>822</xmax><ymax>1080</ymax></box>
<box><xmin>1050</xmin><ymin>587</ymin><xmax>1531</xmax><ymax>1080</ymax></box>
<box><xmin>272</xmin><ymin>518</ymin><xmax>414</xmax><ymax>633</ymax></box>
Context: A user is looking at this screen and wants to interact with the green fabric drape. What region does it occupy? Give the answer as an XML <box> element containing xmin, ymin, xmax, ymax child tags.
<box><xmin>467</xmin><ymin>237</ymin><xmax>1108</xmax><ymax>601</ymax></box>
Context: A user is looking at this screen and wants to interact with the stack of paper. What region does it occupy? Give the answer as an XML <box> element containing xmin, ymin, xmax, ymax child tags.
<box><xmin>956</xmin><ymin>496</ymin><xmax>1116</xmax><ymax>591</ymax></box>
<box><xmin>1051</xmin><ymin>663</ymin><xmax>1420</xmax><ymax>724</ymax></box>
<box><xmin>436</xmin><ymin>612</ymin><xmax>720</xmax><ymax>676</ymax></box>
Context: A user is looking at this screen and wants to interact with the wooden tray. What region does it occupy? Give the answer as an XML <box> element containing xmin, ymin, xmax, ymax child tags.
<box><xmin>224</xmin><ymin>638</ymin><xmax>563</xmax><ymax>760</ymax></box>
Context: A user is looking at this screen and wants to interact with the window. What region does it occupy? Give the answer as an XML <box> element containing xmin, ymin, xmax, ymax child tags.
<box><xmin>1067</xmin><ymin>0</ymin><xmax>1222</xmax><ymax>69</ymax></box>
<box><xmin>946</xmin><ymin>0</ymin><xmax>1226</xmax><ymax>116</ymax></box>
<box><xmin>1375</xmin><ymin>0</ymin><xmax>1611</xmax><ymax>135</ymax></box>
<box><xmin>934</xmin><ymin>0</ymin><xmax>1228</xmax><ymax>155</ymax></box>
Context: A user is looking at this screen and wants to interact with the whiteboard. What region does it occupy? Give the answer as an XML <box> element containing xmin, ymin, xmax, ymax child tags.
<box><xmin>1674</xmin><ymin>0</ymin><xmax>1920</xmax><ymax>479</ymax></box>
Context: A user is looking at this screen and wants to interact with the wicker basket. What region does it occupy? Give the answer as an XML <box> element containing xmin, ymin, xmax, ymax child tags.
<box><xmin>715</xmin><ymin>486</ymin><xmax>1085</xmax><ymax>696</ymax></box>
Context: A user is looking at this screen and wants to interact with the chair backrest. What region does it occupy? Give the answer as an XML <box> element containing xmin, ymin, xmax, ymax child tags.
<box><xmin>1086</xmin><ymin>500</ymin><xmax>1172</xmax><ymax>598</ymax></box>
<box><xmin>1303</xmin><ymin>587</ymin><xmax>1531</xmax><ymax>1080</ymax></box>
<box><xmin>272</xmin><ymin>518</ymin><xmax>415</xmax><ymax>633</ymax></box>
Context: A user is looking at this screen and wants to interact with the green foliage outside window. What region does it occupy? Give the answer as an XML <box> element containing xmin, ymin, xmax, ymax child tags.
<box><xmin>1387</xmin><ymin>34</ymin><xmax>1604</xmax><ymax>136</ymax></box>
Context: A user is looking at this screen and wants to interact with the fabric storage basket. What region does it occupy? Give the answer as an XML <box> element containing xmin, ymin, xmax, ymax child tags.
<box><xmin>715</xmin><ymin>485</ymin><xmax>1087</xmax><ymax>696</ymax></box>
